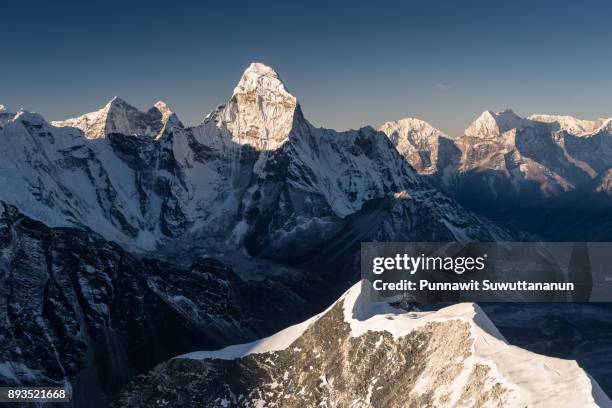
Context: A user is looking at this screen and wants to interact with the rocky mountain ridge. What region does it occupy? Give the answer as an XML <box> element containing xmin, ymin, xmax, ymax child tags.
<box><xmin>379</xmin><ymin>109</ymin><xmax>612</xmax><ymax>193</ymax></box>
<box><xmin>0</xmin><ymin>200</ymin><xmax>340</xmax><ymax>406</ymax></box>
<box><xmin>113</xmin><ymin>281</ymin><xmax>611</xmax><ymax>408</ymax></box>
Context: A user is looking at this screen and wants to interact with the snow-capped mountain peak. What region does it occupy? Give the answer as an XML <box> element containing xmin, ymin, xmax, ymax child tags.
<box><xmin>464</xmin><ymin>109</ymin><xmax>531</xmax><ymax>138</ymax></box>
<box><xmin>52</xmin><ymin>97</ymin><xmax>181</xmax><ymax>139</ymax></box>
<box><xmin>108</xmin><ymin>95</ymin><xmax>127</xmax><ymax>105</ymax></box>
<box><xmin>379</xmin><ymin>117</ymin><xmax>447</xmax><ymax>141</ymax></box>
<box><xmin>152</xmin><ymin>100</ymin><xmax>172</xmax><ymax>114</ymax></box>
<box><xmin>0</xmin><ymin>105</ymin><xmax>6</xmax><ymax>113</ymax></box>
<box><xmin>147</xmin><ymin>100</ymin><xmax>182</xmax><ymax>137</ymax></box>
<box><xmin>122</xmin><ymin>281</ymin><xmax>610</xmax><ymax>408</ymax></box>
<box><xmin>220</xmin><ymin>62</ymin><xmax>299</xmax><ymax>150</ymax></box>
<box><xmin>234</xmin><ymin>62</ymin><xmax>285</xmax><ymax>89</ymax></box>
<box><xmin>379</xmin><ymin>118</ymin><xmax>450</xmax><ymax>174</ymax></box>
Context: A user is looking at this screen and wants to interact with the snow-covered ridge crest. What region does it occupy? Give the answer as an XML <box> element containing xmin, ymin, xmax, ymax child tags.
<box><xmin>51</xmin><ymin>97</ymin><xmax>182</xmax><ymax>139</ymax></box>
<box><xmin>177</xmin><ymin>280</ymin><xmax>610</xmax><ymax>407</ymax></box>
<box><xmin>529</xmin><ymin>114</ymin><xmax>612</xmax><ymax>136</ymax></box>
<box><xmin>219</xmin><ymin>62</ymin><xmax>299</xmax><ymax>150</ymax></box>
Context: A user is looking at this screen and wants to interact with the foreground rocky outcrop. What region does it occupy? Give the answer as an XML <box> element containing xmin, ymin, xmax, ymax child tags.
<box><xmin>113</xmin><ymin>282</ymin><xmax>611</xmax><ymax>408</ymax></box>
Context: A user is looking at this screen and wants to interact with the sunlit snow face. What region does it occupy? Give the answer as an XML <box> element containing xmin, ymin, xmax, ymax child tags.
<box><xmin>222</xmin><ymin>63</ymin><xmax>298</xmax><ymax>151</ymax></box>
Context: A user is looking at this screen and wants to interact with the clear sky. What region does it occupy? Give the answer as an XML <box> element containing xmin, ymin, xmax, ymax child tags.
<box><xmin>2</xmin><ymin>0</ymin><xmax>611</xmax><ymax>135</ymax></box>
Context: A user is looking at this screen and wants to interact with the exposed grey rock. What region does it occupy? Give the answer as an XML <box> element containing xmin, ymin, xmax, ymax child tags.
<box><xmin>0</xmin><ymin>201</ymin><xmax>328</xmax><ymax>404</ymax></box>
<box><xmin>112</xmin><ymin>282</ymin><xmax>611</xmax><ymax>408</ymax></box>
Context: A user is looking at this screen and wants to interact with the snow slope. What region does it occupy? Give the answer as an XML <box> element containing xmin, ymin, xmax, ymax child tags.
<box><xmin>163</xmin><ymin>281</ymin><xmax>611</xmax><ymax>407</ymax></box>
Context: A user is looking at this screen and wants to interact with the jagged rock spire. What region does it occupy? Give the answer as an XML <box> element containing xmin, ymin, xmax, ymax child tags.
<box><xmin>220</xmin><ymin>62</ymin><xmax>300</xmax><ymax>150</ymax></box>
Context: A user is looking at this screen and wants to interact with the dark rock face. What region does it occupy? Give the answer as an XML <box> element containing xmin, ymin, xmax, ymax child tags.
<box><xmin>112</xmin><ymin>302</ymin><xmax>507</xmax><ymax>408</ymax></box>
<box><xmin>0</xmin><ymin>201</ymin><xmax>328</xmax><ymax>405</ymax></box>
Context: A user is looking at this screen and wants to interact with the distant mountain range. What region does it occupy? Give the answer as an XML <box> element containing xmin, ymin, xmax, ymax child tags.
<box><xmin>380</xmin><ymin>108</ymin><xmax>612</xmax><ymax>240</ymax></box>
<box><xmin>1</xmin><ymin>63</ymin><xmax>611</xmax><ymax>407</ymax></box>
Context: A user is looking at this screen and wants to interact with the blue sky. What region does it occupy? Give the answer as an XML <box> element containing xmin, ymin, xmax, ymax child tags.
<box><xmin>1</xmin><ymin>0</ymin><xmax>611</xmax><ymax>135</ymax></box>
